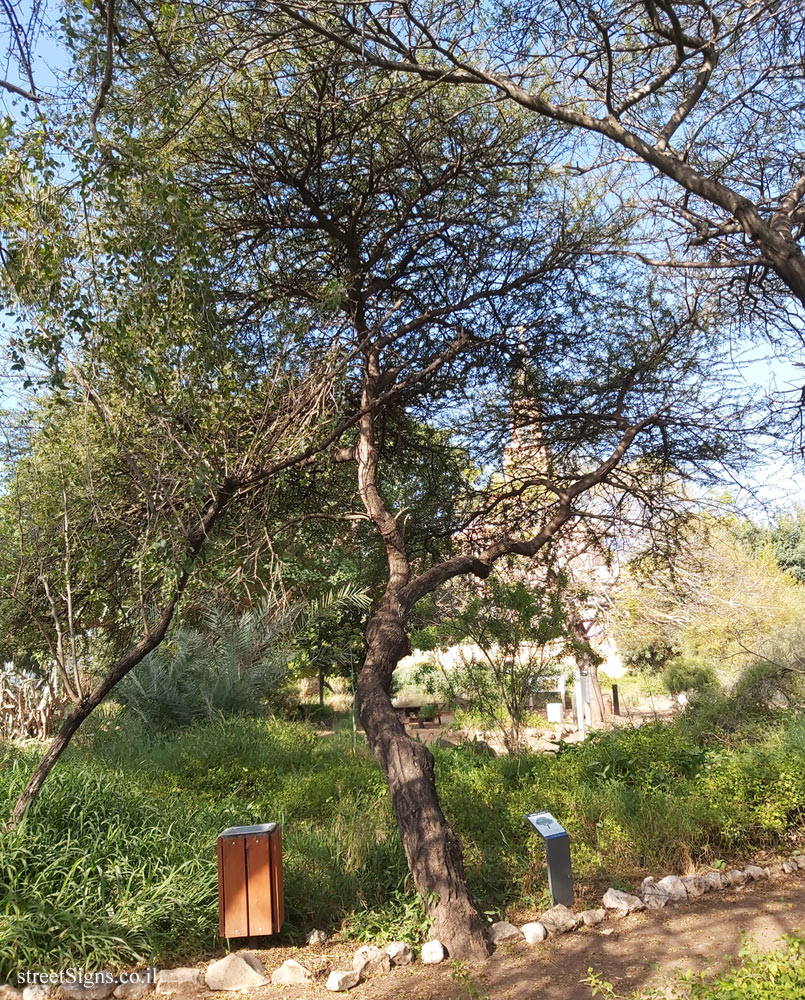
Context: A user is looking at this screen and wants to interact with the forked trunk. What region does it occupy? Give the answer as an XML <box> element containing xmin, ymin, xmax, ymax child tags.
<box><xmin>357</xmin><ymin>607</ymin><xmax>490</xmax><ymax>962</ymax></box>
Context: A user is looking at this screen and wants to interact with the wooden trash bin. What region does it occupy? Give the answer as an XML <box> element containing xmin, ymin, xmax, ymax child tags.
<box><xmin>217</xmin><ymin>823</ymin><xmax>284</xmax><ymax>938</ymax></box>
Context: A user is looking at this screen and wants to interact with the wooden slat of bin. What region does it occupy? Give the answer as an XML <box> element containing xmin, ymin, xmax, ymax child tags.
<box><xmin>220</xmin><ymin>836</ymin><xmax>248</xmax><ymax>938</ymax></box>
<box><xmin>216</xmin><ymin>838</ymin><xmax>226</xmax><ymax>937</ymax></box>
<box><xmin>245</xmin><ymin>834</ymin><xmax>273</xmax><ymax>935</ymax></box>
<box><xmin>270</xmin><ymin>826</ymin><xmax>285</xmax><ymax>929</ymax></box>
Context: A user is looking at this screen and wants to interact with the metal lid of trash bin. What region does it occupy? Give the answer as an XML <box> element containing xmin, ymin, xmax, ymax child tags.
<box><xmin>219</xmin><ymin>823</ymin><xmax>278</xmax><ymax>838</ymax></box>
<box><xmin>525</xmin><ymin>811</ymin><xmax>568</xmax><ymax>840</ymax></box>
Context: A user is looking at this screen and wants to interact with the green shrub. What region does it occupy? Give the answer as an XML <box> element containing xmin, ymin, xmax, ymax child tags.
<box><xmin>683</xmin><ymin>934</ymin><xmax>805</xmax><ymax>1000</ymax></box>
<box><xmin>662</xmin><ymin>660</ymin><xmax>717</xmax><ymax>697</ymax></box>
<box><xmin>297</xmin><ymin>703</ymin><xmax>337</xmax><ymax>726</ymax></box>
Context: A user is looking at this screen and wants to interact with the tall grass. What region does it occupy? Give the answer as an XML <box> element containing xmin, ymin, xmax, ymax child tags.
<box><xmin>0</xmin><ymin>709</ymin><xmax>803</xmax><ymax>978</ymax></box>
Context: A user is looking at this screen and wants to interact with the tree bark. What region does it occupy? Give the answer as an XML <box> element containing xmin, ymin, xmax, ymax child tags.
<box><xmin>351</xmin><ymin>326</ymin><xmax>491</xmax><ymax>960</ymax></box>
<box><xmin>349</xmin><ymin>298</ymin><xmax>655</xmax><ymax>956</ymax></box>
<box><xmin>356</xmin><ymin>602</ymin><xmax>490</xmax><ymax>961</ymax></box>
<box><xmin>568</xmin><ymin>607</ymin><xmax>606</xmax><ymax>726</ymax></box>
<box><xmin>587</xmin><ymin>659</ymin><xmax>606</xmax><ymax>726</ymax></box>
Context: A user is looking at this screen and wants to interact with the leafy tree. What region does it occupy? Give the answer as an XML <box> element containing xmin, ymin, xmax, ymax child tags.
<box><xmin>611</xmin><ymin>514</ymin><xmax>805</xmax><ymax>677</ymax></box>
<box><xmin>743</xmin><ymin>508</ymin><xmax>805</xmax><ymax>584</ymax></box>
<box><xmin>416</xmin><ymin>574</ymin><xmax>568</xmax><ymax>754</ymax></box>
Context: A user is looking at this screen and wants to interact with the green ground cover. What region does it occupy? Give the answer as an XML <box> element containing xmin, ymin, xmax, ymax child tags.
<box><xmin>0</xmin><ymin>709</ymin><xmax>803</xmax><ymax>978</ymax></box>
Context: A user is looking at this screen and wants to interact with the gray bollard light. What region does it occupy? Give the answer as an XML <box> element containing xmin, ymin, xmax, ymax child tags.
<box><xmin>525</xmin><ymin>811</ymin><xmax>574</xmax><ymax>906</ymax></box>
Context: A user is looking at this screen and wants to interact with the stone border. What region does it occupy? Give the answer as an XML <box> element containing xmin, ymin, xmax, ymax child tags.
<box><xmin>5</xmin><ymin>854</ymin><xmax>803</xmax><ymax>997</ymax></box>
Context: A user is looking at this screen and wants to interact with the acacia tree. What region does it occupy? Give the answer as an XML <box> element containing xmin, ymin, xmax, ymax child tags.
<box><xmin>7</xmin><ymin>9</ymin><xmax>756</xmax><ymax>958</ymax></box>
<box><xmin>0</xmin><ymin>98</ymin><xmax>384</xmax><ymax>825</ymax></box>
<box><xmin>91</xmin><ymin>38</ymin><xmax>752</xmax><ymax>953</ymax></box>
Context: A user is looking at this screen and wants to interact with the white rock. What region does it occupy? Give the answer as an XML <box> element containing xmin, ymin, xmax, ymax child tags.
<box><xmin>270</xmin><ymin>960</ymin><xmax>312</xmax><ymax>986</ymax></box>
<box><xmin>237</xmin><ymin>954</ymin><xmax>264</xmax><ymax>977</ymax></box>
<box><xmin>744</xmin><ymin>865</ymin><xmax>766</xmax><ymax>881</ymax></box>
<box><xmin>112</xmin><ymin>983</ymin><xmax>152</xmax><ymax>1000</ymax></box>
<box><xmin>23</xmin><ymin>988</ymin><xmax>51</xmax><ymax>1000</ymax></box>
<box><xmin>205</xmin><ymin>954</ymin><xmax>268</xmax><ymax>992</ymax></box>
<box><xmin>421</xmin><ymin>940</ymin><xmax>445</xmax><ymax>965</ymax></box>
<box><xmin>681</xmin><ymin>875</ymin><xmax>706</xmax><ymax>898</ymax></box>
<box><xmin>60</xmin><ymin>983</ymin><xmax>116</xmax><ymax>1000</ymax></box>
<box><xmin>602</xmin><ymin>888</ymin><xmax>645</xmax><ymax>918</ymax></box>
<box><xmin>641</xmin><ymin>877</ymin><xmax>670</xmax><ymax>910</ymax></box>
<box><xmin>326</xmin><ymin>971</ymin><xmax>360</xmax><ymax>993</ymax></box>
<box><xmin>384</xmin><ymin>942</ymin><xmax>414</xmax><ymax>966</ymax></box>
<box><xmin>725</xmin><ymin>869</ymin><xmax>748</xmax><ymax>887</ymax></box>
<box><xmin>306</xmin><ymin>929</ymin><xmax>328</xmax><ymax>945</ymax></box>
<box><xmin>488</xmin><ymin>921</ymin><xmax>524</xmax><ymax>944</ymax></box>
<box><xmin>539</xmin><ymin>903</ymin><xmax>580</xmax><ymax>935</ymax></box>
<box><xmin>154</xmin><ymin>971</ymin><xmax>201</xmax><ymax>997</ymax></box>
<box><xmin>795</xmin><ymin>855</ymin><xmax>805</xmax><ymax>868</ymax></box>
<box><xmin>702</xmin><ymin>870</ymin><xmax>727</xmax><ymax>891</ymax></box>
<box><xmin>520</xmin><ymin>922</ymin><xmax>548</xmax><ymax>944</ymax></box>
<box><xmin>782</xmin><ymin>860</ymin><xmax>798</xmax><ymax>874</ymax></box>
<box><xmin>0</xmin><ymin>988</ymin><xmax>23</xmax><ymax>1000</ymax></box>
<box><xmin>580</xmin><ymin>908</ymin><xmax>606</xmax><ymax>927</ymax></box>
<box><xmin>352</xmin><ymin>945</ymin><xmax>391</xmax><ymax>977</ymax></box>
<box><xmin>657</xmin><ymin>875</ymin><xmax>688</xmax><ymax>902</ymax></box>
<box><xmin>765</xmin><ymin>862</ymin><xmax>784</xmax><ymax>878</ymax></box>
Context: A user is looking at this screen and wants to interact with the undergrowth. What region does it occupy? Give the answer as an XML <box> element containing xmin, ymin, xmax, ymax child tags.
<box><xmin>0</xmin><ymin>707</ymin><xmax>803</xmax><ymax>978</ymax></box>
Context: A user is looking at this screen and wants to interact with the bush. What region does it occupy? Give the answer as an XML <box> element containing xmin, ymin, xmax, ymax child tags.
<box><xmin>662</xmin><ymin>660</ymin><xmax>717</xmax><ymax>697</ymax></box>
<box><xmin>296</xmin><ymin>703</ymin><xmax>337</xmax><ymax>726</ymax></box>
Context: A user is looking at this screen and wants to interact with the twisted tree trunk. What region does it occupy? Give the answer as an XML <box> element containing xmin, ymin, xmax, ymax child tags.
<box><xmin>356</xmin><ymin>601</ymin><xmax>490</xmax><ymax>961</ymax></box>
<box><xmin>568</xmin><ymin>608</ymin><xmax>606</xmax><ymax>726</ymax></box>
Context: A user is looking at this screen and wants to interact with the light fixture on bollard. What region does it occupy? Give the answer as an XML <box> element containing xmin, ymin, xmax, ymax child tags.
<box><xmin>525</xmin><ymin>811</ymin><xmax>574</xmax><ymax>906</ymax></box>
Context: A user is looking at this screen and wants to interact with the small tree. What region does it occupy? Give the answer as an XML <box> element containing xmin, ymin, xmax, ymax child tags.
<box><xmin>421</xmin><ymin>575</ymin><xmax>568</xmax><ymax>753</ymax></box>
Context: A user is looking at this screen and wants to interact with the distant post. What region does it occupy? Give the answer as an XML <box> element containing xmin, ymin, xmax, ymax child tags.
<box><xmin>612</xmin><ymin>684</ymin><xmax>620</xmax><ymax>716</ymax></box>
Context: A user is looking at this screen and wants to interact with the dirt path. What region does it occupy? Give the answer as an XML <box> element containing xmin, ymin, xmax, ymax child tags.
<box><xmin>229</xmin><ymin>871</ymin><xmax>805</xmax><ymax>1000</ymax></box>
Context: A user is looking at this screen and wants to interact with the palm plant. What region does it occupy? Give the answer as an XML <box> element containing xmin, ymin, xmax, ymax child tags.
<box><xmin>117</xmin><ymin>586</ymin><xmax>370</xmax><ymax>728</ymax></box>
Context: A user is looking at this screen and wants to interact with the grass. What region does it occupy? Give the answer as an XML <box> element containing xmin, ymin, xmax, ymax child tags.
<box><xmin>0</xmin><ymin>707</ymin><xmax>803</xmax><ymax>979</ymax></box>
